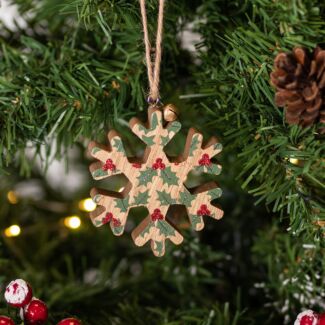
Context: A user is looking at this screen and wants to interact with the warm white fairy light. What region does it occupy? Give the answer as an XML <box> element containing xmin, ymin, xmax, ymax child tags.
<box><xmin>4</xmin><ymin>225</ymin><xmax>21</xmax><ymax>237</ymax></box>
<box><xmin>78</xmin><ymin>198</ymin><xmax>96</xmax><ymax>212</ymax></box>
<box><xmin>7</xmin><ymin>191</ymin><xmax>18</xmax><ymax>204</ymax></box>
<box><xmin>64</xmin><ymin>216</ymin><xmax>81</xmax><ymax>229</ymax></box>
<box><xmin>289</xmin><ymin>157</ymin><xmax>299</xmax><ymax>165</ymax></box>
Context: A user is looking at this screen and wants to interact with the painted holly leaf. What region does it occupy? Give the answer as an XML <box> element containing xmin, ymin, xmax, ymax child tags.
<box><xmin>92</xmin><ymin>168</ymin><xmax>109</xmax><ymax>178</ymax></box>
<box><xmin>133</xmin><ymin>190</ymin><xmax>149</xmax><ymax>206</ymax></box>
<box><xmin>189</xmin><ymin>134</ymin><xmax>200</xmax><ymax>156</ymax></box>
<box><xmin>208</xmin><ymin>188</ymin><xmax>222</xmax><ymax>200</ymax></box>
<box><xmin>161</xmin><ymin>135</ymin><xmax>170</xmax><ymax>146</ymax></box>
<box><xmin>112</xmin><ymin>138</ymin><xmax>125</xmax><ymax>153</ymax></box>
<box><xmin>150</xmin><ymin>112</ymin><xmax>159</xmax><ymax>129</ymax></box>
<box><xmin>142</xmin><ymin>135</ymin><xmax>155</xmax><ymax>146</ymax></box>
<box><xmin>167</xmin><ymin>121</ymin><xmax>181</xmax><ymax>134</ymax></box>
<box><xmin>157</xmin><ymin>220</ymin><xmax>176</xmax><ymax>237</ymax></box>
<box><xmin>157</xmin><ymin>190</ymin><xmax>177</xmax><ymax>206</ymax></box>
<box><xmin>112</xmin><ymin>225</ymin><xmax>124</xmax><ymax>235</ymax></box>
<box><xmin>115</xmin><ymin>196</ymin><xmax>129</xmax><ymax>213</ymax></box>
<box><xmin>179</xmin><ymin>190</ymin><xmax>194</xmax><ymax>206</ymax></box>
<box><xmin>137</xmin><ymin>168</ymin><xmax>158</xmax><ymax>186</ymax></box>
<box><xmin>206</xmin><ymin>164</ymin><xmax>221</xmax><ymax>175</ymax></box>
<box><xmin>189</xmin><ymin>214</ymin><xmax>202</xmax><ymax>230</ymax></box>
<box><xmin>161</xmin><ymin>166</ymin><xmax>178</xmax><ymax>186</ymax></box>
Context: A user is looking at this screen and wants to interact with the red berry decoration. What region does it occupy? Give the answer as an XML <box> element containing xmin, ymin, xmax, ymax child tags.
<box><xmin>295</xmin><ymin>310</ymin><xmax>318</xmax><ymax>325</ymax></box>
<box><xmin>102</xmin><ymin>159</ymin><xmax>116</xmax><ymax>171</ymax></box>
<box><xmin>57</xmin><ymin>318</ymin><xmax>82</xmax><ymax>325</ymax></box>
<box><xmin>151</xmin><ymin>208</ymin><xmax>164</xmax><ymax>221</ymax></box>
<box><xmin>198</xmin><ymin>153</ymin><xmax>211</xmax><ymax>166</ymax></box>
<box><xmin>24</xmin><ymin>299</ymin><xmax>48</xmax><ymax>325</ymax></box>
<box><xmin>152</xmin><ymin>158</ymin><xmax>165</xmax><ymax>170</ymax></box>
<box><xmin>4</xmin><ymin>279</ymin><xmax>33</xmax><ymax>308</ymax></box>
<box><xmin>0</xmin><ymin>316</ymin><xmax>15</xmax><ymax>325</ymax></box>
<box><xmin>318</xmin><ymin>313</ymin><xmax>325</xmax><ymax>325</ymax></box>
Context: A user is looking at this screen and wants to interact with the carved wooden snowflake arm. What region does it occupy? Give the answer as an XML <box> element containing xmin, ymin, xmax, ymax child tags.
<box><xmin>176</xmin><ymin>129</ymin><xmax>222</xmax><ymax>176</ymax></box>
<box><xmin>88</xmin><ymin>130</ymin><xmax>130</xmax><ymax>180</ymax></box>
<box><xmin>178</xmin><ymin>183</ymin><xmax>223</xmax><ymax>231</ymax></box>
<box><xmin>131</xmin><ymin>208</ymin><xmax>183</xmax><ymax>257</ymax></box>
<box><xmin>130</xmin><ymin>109</ymin><xmax>181</xmax><ymax>147</ymax></box>
<box><xmin>90</xmin><ymin>188</ymin><xmax>130</xmax><ymax>235</ymax></box>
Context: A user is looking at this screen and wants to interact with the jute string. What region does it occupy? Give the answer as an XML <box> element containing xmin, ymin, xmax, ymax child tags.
<box><xmin>139</xmin><ymin>0</ymin><xmax>165</xmax><ymax>104</ymax></box>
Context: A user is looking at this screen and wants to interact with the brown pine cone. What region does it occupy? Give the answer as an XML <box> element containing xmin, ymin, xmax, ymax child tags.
<box><xmin>270</xmin><ymin>47</ymin><xmax>325</xmax><ymax>134</ymax></box>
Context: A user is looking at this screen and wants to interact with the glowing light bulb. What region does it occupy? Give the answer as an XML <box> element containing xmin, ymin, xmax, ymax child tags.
<box><xmin>64</xmin><ymin>216</ymin><xmax>81</xmax><ymax>229</ymax></box>
<box><xmin>7</xmin><ymin>191</ymin><xmax>18</xmax><ymax>204</ymax></box>
<box><xmin>4</xmin><ymin>225</ymin><xmax>21</xmax><ymax>237</ymax></box>
<box><xmin>289</xmin><ymin>157</ymin><xmax>299</xmax><ymax>165</ymax></box>
<box><xmin>79</xmin><ymin>198</ymin><xmax>96</xmax><ymax>212</ymax></box>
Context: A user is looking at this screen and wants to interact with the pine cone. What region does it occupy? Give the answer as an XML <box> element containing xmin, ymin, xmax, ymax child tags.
<box><xmin>270</xmin><ymin>47</ymin><xmax>325</xmax><ymax>134</ymax></box>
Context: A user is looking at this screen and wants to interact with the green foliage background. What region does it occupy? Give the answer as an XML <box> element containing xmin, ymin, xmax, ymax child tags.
<box><xmin>0</xmin><ymin>0</ymin><xmax>324</xmax><ymax>324</ymax></box>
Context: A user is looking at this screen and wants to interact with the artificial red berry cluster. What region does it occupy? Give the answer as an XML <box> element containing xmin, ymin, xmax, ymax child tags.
<box><xmin>151</xmin><ymin>209</ymin><xmax>164</xmax><ymax>221</ymax></box>
<box><xmin>2</xmin><ymin>279</ymin><xmax>81</xmax><ymax>325</ymax></box>
<box><xmin>152</xmin><ymin>158</ymin><xmax>166</xmax><ymax>170</ymax></box>
<box><xmin>198</xmin><ymin>154</ymin><xmax>211</xmax><ymax>166</ymax></box>
<box><xmin>102</xmin><ymin>159</ymin><xmax>116</xmax><ymax>171</ymax></box>
<box><xmin>103</xmin><ymin>212</ymin><xmax>121</xmax><ymax>227</ymax></box>
<box><xmin>132</xmin><ymin>162</ymin><xmax>142</xmax><ymax>169</ymax></box>
<box><xmin>197</xmin><ymin>204</ymin><xmax>211</xmax><ymax>216</ymax></box>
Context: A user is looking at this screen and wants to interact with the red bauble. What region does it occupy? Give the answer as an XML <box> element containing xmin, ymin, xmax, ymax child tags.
<box><xmin>295</xmin><ymin>310</ymin><xmax>318</xmax><ymax>325</ymax></box>
<box><xmin>318</xmin><ymin>313</ymin><xmax>325</xmax><ymax>325</ymax></box>
<box><xmin>23</xmin><ymin>299</ymin><xmax>48</xmax><ymax>325</ymax></box>
<box><xmin>57</xmin><ymin>318</ymin><xmax>82</xmax><ymax>325</ymax></box>
<box><xmin>0</xmin><ymin>316</ymin><xmax>15</xmax><ymax>325</ymax></box>
<box><xmin>4</xmin><ymin>279</ymin><xmax>33</xmax><ymax>308</ymax></box>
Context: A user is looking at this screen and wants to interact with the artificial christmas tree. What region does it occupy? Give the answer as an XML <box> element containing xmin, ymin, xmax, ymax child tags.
<box><xmin>0</xmin><ymin>0</ymin><xmax>324</xmax><ymax>324</ymax></box>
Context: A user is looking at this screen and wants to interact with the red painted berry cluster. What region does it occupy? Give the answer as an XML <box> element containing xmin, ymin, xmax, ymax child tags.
<box><xmin>197</xmin><ymin>204</ymin><xmax>211</xmax><ymax>216</ymax></box>
<box><xmin>152</xmin><ymin>158</ymin><xmax>166</xmax><ymax>170</ymax></box>
<box><xmin>103</xmin><ymin>212</ymin><xmax>121</xmax><ymax>227</ymax></box>
<box><xmin>102</xmin><ymin>159</ymin><xmax>116</xmax><ymax>171</ymax></box>
<box><xmin>132</xmin><ymin>163</ymin><xmax>142</xmax><ymax>169</ymax></box>
<box><xmin>151</xmin><ymin>209</ymin><xmax>164</xmax><ymax>221</ymax></box>
<box><xmin>198</xmin><ymin>154</ymin><xmax>211</xmax><ymax>166</ymax></box>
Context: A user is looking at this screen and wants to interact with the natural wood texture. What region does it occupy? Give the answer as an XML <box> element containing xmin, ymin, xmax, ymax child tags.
<box><xmin>88</xmin><ymin>107</ymin><xmax>223</xmax><ymax>256</ymax></box>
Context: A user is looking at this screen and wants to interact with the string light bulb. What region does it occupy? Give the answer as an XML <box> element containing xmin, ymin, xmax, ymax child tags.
<box><xmin>64</xmin><ymin>216</ymin><xmax>81</xmax><ymax>230</ymax></box>
<box><xmin>78</xmin><ymin>198</ymin><xmax>96</xmax><ymax>212</ymax></box>
<box><xmin>4</xmin><ymin>225</ymin><xmax>21</xmax><ymax>237</ymax></box>
<box><xmin>289</xmin><ymin>157</ymin><xmax>299</xmax><ymax>165</ymax></box>
<box><xmin>7</xmin><ymin>191</ymin><xmax>18</xmax><ymax>204</ymax></box>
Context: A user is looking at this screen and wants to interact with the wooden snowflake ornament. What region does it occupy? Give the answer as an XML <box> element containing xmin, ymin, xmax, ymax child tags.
<box><xmin>88</xmin><ymin>107</ymin><xmax>223</xmax><ymax>256</ymax></box>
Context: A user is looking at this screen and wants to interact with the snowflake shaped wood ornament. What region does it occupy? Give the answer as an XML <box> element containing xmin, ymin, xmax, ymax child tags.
<box><xmin>88</xmin><ymin>107</ymin><xmax>223</xmax><ymax>256</ymax></box>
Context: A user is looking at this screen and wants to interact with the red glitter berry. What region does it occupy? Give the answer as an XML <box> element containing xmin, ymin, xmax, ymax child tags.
<box><xmin>132</xmin><ymin>163</ymin><xmax>142</xmax><ymax>169</ymax></box>
<box><xmin>0</xmin><ymin>316</ymin><xmax>15</xmax><ymax>325</ymax></box>
<box><xmin>152</xmin><ymin>158</ymin><xmax>166</xmax><ymax>170</ymax></box>
<box><xmin>57</xmin><ymin>318</ymin><xmax>82</xmax><ymax>325</ymax></box>
<box><xmin>151</xmin><ymin>209</ymin><xmax>164</xmax><ymax>221</ymax></box>
<box><xmin>197</xmin><ymin>204</ymin><xmax>211</xmax><ymax>216</ymax></box>
<box><xmin>199</xmin><ymin>154</ymin><xmax>211</xmax><ymax>166</ymax></box>
<box><xmin>112</xmin><ymin>218</ymin><xmax>121</xmax><ymax>227</ymax></box>
<box><xmin>103</xmin><ymin>212</ymin><xmax>113</xmax><ymax>224</ymax></box>
<box><xmin>102</xmin><ymin>159</ymin><xmax>116</xmax><ymax>171</ymax></box>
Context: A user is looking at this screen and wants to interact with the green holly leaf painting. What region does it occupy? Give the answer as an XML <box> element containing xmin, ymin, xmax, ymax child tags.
<box><xmin>189</xmin><ymin>134</ymin><xmax>200</xmax><ymax>156</ymax></box>
<box><xmin>153</xmin><ymin>240</ymin><xmax>164</xmax><ymax>256</ymax></box>
<box><xmin>142</xmin><ymin>135</ymin><xmax>155</xmax><ymax>146</ymax></box>
<box><xmin>157</xmin><ymin>220</ymin><xmax>176</xmax><ymax>237</ymax></box>
<box><xmin>206</xmin><ymin>164</ymin><xmax>221</xmax><ymax>175</ymax></box>
<box><xmin>167</xmin><ymin>121</ymin><xmax>181</xmax><ymax>134</ymax></box>
<box><xmin>189</xmin><ymin>214</ymin><xmax>203</xmax><ymax>229</ymax></box>
<box><xmin>137</xmin><ymin>168</ymin><xmax>158</xmax><ymax>186</ymax></box>
<box><xmin>92</xmin><ymin>168</ymin><xmax>108</xmax><ymax>179</ymax></box>
<box><xmin>208</xmin><ymin>188</ymin><xmax>222</xmax><ymax>200</ymax></box>
<box><xmin>161</xmin><ymin>167</ymin><xmax>178</xmax><ymax>186</ymax></box>
<box><xmin>179</xmin><ymin>190</ymin><xmax>194</xmax><ymax>206</ymax></box>
<box><xmin>112</xmin><ymin>225</ymin><xmax>124</xmax><ymax>235</ymax></box>
<box><xmin>150</xmin><ymin>112</ymin><xmax>159</xmax><ymax>129</ymax></box>
<box><xmin>91</xmin><ymin>146</ymin><xmax>101</xmax><ymax>155</ymax></box>
<box><xmin>112</xmin><ymin>138</ymin><xmax>125</xmax><ymax>153</ymax></box>
<box><xmin>133</xmin><ymin>190</ymin><xmax>149</xmax><ymax>206</ymax></box>
<box><xmin>137</xmin><ymin>124</ymin><xmax>149</xmax><ymax>135</ymax></box>
<box><xmin>115</xmin><ymin>196</ymin><xmax>129</xmax><ymax>212</ymax></box>
<box><xmin>139</xmin><ymin>222</ymin><xmax>152</xmax><ymax>239</ymax></box>
<box><xmin>161</xmin><ymin>135</ymin><xmax>170</xmax><ymax>146</ymax></box>
<box><xmin>157</xmin><ymin>190</ymin><xmax>177</xmax><ymax>206</ymax></box>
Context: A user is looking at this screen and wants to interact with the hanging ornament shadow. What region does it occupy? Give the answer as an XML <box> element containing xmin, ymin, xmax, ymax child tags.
<box><xmin>88</xmin><ymin>107</ymin><xmax>223</xmax><ymax>256</ymax></box>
